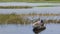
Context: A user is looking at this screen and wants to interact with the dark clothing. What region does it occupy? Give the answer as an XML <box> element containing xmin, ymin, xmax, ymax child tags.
<box><xmin>41</xmin><ymin>20</ymin><xmax>44</xmax><ymax>26</ymax></box>
<box><xmin>41</xmin><ymin>20</ymin><xmax>43</xmax><ymax>23</ymax></box>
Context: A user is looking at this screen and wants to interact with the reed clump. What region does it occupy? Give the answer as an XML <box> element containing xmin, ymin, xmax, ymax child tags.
<box><xmin>0</xmin><ymin>14</ymin><xmax>30</xmax><ymax>24</ymax></box>
<box><xmin>0</xmin><ymin>13</ymin><xmax>60</xmax><ymax>24</ymax></box>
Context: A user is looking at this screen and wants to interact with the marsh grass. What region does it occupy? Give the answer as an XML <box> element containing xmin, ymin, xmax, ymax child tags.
<box><xmin>0</xmin><ymin>6</ymin><xmax>32</xmax><ymax>9</ymax></box>
<box><xmin>0</xmin><ymin>14</ymin><xmax>30</xmax><ymax>24</ymax></box>
<box><xmin>0</xmin><ymin>13</ymin><xmax>60</xmax><ymax>24</ymax></box>
<box><xmin>37</xmin><ymin>5</ymin><xmax>57</xmax><ymax>7</ymax></box>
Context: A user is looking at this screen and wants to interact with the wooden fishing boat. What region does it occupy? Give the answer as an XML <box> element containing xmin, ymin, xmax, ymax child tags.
<box><xmin>33</xmin><ymin>26</ymin><xmax>46</xmax><ymax>33</ymax></box>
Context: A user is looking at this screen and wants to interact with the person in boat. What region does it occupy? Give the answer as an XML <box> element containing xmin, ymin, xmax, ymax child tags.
<box><xmin>33</xmin><ymin>19</ymin><xmax>44</xmax><ymax>28</ymax></box>
<box><xmin>41</xmin><ymin>20</ymin><xmax>44</xmax><ymax>26</ymax></box>
<box><xmin>33</xmin><ymin>20</ymin><xmax>46</xmax><ymax>34</ymax></box>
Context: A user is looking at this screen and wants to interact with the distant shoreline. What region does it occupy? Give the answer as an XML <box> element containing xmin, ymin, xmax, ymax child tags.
<box><xmin>0</xmin><ymin>0</ymin><xmax>60</xmax><ymax>3</ymax></box>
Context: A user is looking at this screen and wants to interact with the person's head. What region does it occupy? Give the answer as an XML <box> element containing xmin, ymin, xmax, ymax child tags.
<box><xmin>41</xmin><ymin>20</ymin><xmax>43</xmax><ymax>23</ymax></box>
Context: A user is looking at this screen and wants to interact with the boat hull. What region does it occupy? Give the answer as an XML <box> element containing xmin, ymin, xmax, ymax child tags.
<box><xmin>33</xmin><ymin>27</ymin><xmax>46</xmax><ymax>33</ymax></box>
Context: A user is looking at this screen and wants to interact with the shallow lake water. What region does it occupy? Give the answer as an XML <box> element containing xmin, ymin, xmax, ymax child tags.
<box><xmin>0</xmin><ymin>7</ymin><xmax>60</xmax><ymax>14</ymax></box>
<box><xmin>0</xmin><ymin>2</ymin><xmax>60</xmax><ymax>6</ymax></box>
<box><xmin>0</xmin><ymin>23</ymin><xmax>60</xmax><ymax>34</ymax></box>
<box><xmin>0</xmin><ymin>7</ymin><xmax>60</xmax><ymax>20</ymax></box>
<box><xmin>0</xmin><ymin>2</ymin><xmax>60</xmax><ymax>34</ymax></box>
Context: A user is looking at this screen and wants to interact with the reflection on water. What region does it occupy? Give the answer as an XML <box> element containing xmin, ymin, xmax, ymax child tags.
<box><xmin>0</xmin><ymin>23</ymin><xmax>60</xmax><ymax>34</ymax></box>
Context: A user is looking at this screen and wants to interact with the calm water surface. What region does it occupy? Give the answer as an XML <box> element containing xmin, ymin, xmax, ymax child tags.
<box><xmin>0</xmin><ymin>7</ymin><xmax>60</xmax><ymax>14</ymax></box>
<box><xmin>0</xmin><ymin>7</ymin><xmax>60</xmax><ymax>20</ymax></box>
<box><xmin>0</xmin><ymin>24</ymin><xmax>60</xmax><ymax>34</ymax></box>
<box><xmin>0</xmin><ymin>2</ymin><xmax>60</xmax><ymax>6</ymax></box>
<box><xmin>0</xmin><ymin>2</ymin><xmax>60</xmax><ymax>14</ymax></box>
<box><xmin>0</xmin><ymin>2</ymin><xmax>60</xmax><ymax>34</ymax></box>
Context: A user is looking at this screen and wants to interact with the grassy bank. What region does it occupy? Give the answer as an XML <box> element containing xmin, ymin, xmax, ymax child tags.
<box><xmin>0</xmin><ymin>6</ymin><xmax>32</xmax><ymax>9</ymax></box>
<box><xmin>0</xmin><ymin>0</ymin><xmax>60</xmax><ymax>3</ymax></box>
<box><xmin>0</xmin><ymin>13</ymin><xmax>60</xmax><ymax>24</ymax></box>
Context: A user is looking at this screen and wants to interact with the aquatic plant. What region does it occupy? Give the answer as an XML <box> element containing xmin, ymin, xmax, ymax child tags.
<box><xmin>0</xmin><ymin>13</ymin><xmax>60</xmax><ymax>24</ymax></box>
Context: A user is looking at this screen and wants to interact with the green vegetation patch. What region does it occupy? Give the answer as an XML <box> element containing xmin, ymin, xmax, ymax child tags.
<box><xmin>37</xmin><ymin>5</ymin><xmax>60</xmax><ymax>7</ymax></box>
<box><xmin>0</xmin><ymin>13</ymin><xmax>60</xmax><ymax>24</ymax></box>
<box><xmin>0</xmin><ymin>0</ymin><xmax>60</xmax><ymax>2</ymax></box>
<box><xmin>0</xmin><ymin>6</ymin><xmax>32</xmax><ymax>9</ymax></box>
<box><xmin>0</xmin><ymin>14</ymin><xmax>30</xmax><ymax>24</ymax></box>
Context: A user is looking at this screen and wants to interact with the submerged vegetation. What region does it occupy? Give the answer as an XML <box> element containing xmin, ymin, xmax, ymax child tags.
<box><xmin>0</xmin><ymin>13</ymin><xmax>60</xmax><ymax>24</ymax></box>
<box><xmin>0</xmin><ymin>6</ymin><xmax>32</xmax><ymax>9</ymax></box>
<box><xmin>37</xmin><ymin>5</ymin><xmax>60</xmax><ymax>7</ymax></box>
